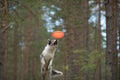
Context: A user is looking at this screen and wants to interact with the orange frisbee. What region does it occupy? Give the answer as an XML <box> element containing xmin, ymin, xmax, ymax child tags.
<box><xmin>52</xmin><ymin>31</ymin><xmax>64</xmax><ymax>39</ymax></box>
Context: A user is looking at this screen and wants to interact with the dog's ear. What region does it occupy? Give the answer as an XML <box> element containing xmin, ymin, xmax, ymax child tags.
<box><xmin>48</xmin><ymin>39</ymin><xmax>51</xmax><ymax>45</ymax></box>
<box><xmin>54</xmin><ymin>39</ymin><xmax>58</xmax><ymax>45</ymax></box>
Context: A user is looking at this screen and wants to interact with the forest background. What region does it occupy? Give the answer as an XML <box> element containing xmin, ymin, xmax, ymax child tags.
<box><xmin>0</xmin><ymin>0</ymin><xmax>120</xmax><ymax>80</ymax></box>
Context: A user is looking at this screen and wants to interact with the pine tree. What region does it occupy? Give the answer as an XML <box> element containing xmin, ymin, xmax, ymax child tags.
<box><xmin>0</xmin><ymin>0</ymin><xmax>8</xmax><ymax>80</ymax></box>
<box><xmin>105</xmin><ymin>0</ymin><xmax>118</xmax><ymax>80</ymax></box>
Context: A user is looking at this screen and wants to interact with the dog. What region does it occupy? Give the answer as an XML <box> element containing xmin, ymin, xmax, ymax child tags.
<box><xmin>40</xmin><ymin>39</ymin><xmax>63</xmax><ymax>80</ymax></box>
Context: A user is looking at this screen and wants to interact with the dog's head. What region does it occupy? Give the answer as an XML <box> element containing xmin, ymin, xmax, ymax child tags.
<box><xmin>47</xmin><ymin>39</ymin><xmax>58</xmax><ymax>46</ymax></box>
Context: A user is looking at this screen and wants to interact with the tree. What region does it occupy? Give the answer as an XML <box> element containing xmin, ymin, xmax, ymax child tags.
<box><xmin>13</xmin><ymin>19</ymin><xmax>19</xmax><ymax>80</ymax></box>
<box><xmin>0</xmin><ymin>0</ymin><xmax>8</xmax><ymax>80</ymax></box>
<box><xmin>60</xmin><ymin>0</ymin><xmax>90</xmax><ymax>80</ymax></box>
<box><xmin>83</xmin><ymin>0</ymin><xmax>89</xmax><ymax>80</ymax></box>
<box><xmin>105</xmin><ymin>0</ymin><xmax>118</xmax><ymax>80</ymax></box>
<box><xmin>94</xmin><ymin>0</ymin><xmax>102</xmax><ymax>80</ymax></box>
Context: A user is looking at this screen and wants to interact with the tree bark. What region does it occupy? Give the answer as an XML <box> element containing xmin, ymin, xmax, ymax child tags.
<box><xmin>0</xmin><ymin>0</ymin><xmax>8</xmax><ymax>80</ymax></box>
<box><xmin>84</xmin><ymin>0</ymin><xmax>89</xmax><ymax>80</ymax></box>
<box><xmin>105</xmin><ymin>0</ymin><xmax>118</xmax><ymax>80</ymax></box>
<box><xmin>13</xmin><ymin>20</ymin><xmax>19</xmax><ymax>80</ymax></box>
<box><xmin>24</xmin><ymin>13</ymin><xmax>31</xmax><ymax>80</ymax></box>
<box><xmin>62</xmin><ymin>0</ymin><xmax>89</xmax><ymax>80</ymax></box>
<box><xmin>95</xmin><ymin>0</ymin><xmax>102</xmax><ymax>80</ymax></box>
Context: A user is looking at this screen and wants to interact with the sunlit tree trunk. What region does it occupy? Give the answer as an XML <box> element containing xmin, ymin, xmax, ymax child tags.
<box><xmin>105</xmin><ymin>0</ymin><xmax>118</xmax><ymax>80</ymax></box>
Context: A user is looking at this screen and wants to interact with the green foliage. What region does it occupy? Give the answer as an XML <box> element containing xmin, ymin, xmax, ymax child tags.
<box><xmin>2</xmin><ymin>0</ymin><xmax>53</xmax><ymax>80</ymax></box>
<box><xmin>1</xmin><ymin>0</ymin><xmax>108</xmax><ymax>80</ymax></box>
<box><xmin>62</xmin><ymin>65</ymin><xmax>69</xmax><ymax>71</ymax></box>
<box><xmin>73</xmin><ymin>49</ymin><xmax>105</xmax><ymax>73</ymax></box>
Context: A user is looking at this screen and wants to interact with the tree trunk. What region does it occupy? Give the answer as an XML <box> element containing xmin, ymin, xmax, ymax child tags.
<box><xmin>62</xmin><ymin>0</ymin><xmax>90</xmax><ymax>80</ymax></box>
<box><xmin>24</xmin><ymin>13</ymin><xmax>31</xmax><ymax>80</ymax></box>
<box><xmin>0</xmin><ymin>0</ymin><xmax>8</xmax><ymax>80</ymax></box>
<box><xmin>105</xmin><ymin>0</ymin><xmax>118</xmax><ymax>80</ymax></box>
<box><xmin>33</xmin><ymin>58</ymin><xmax>38</xmax><ymax>80</ymax></box>
<box><xmin>84</xmin><ymin>0</ymin><xmax>89</xmax><ymax>80</ymax></box>
<box><xmin>95</xmin><ymin>0</ymin><xmax>102</xmax><ymax>80</ymax></box>
<box><xmin>13</xmin><ymin>20</ymin><xmax>19</xmax><ymax>80</ymax></box>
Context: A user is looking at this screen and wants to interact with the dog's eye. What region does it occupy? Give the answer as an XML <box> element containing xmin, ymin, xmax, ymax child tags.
<box><xmin>48</xmin><ymin>40</ymin><xmax>51</xmax><ymax>45</ymax></box>
<box><xmin>48</xmin><ymin>39</ymin><xmax>52</xmax><ymax>45</ymax></box>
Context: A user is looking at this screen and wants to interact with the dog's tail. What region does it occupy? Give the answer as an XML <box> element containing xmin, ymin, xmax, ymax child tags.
<box><xmin>51</xmin><ymin>69</ymin><xmax>63</xmax><ymax>78</ymax></box>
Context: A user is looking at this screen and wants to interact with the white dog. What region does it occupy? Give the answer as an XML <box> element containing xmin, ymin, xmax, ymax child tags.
<box><xmin>40</xmin><ymin>39</ymin><xmax>63</xmax><ymax>80</ymax></box>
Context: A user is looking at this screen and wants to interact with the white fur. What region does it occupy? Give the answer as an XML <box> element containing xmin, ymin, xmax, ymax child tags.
<box><xmin>40</xmin><ymin>39</ymin><xmax>63</xmax><ymax>79</ymax></box>
<box><xmin>40</xmin><ymin>44</ymin><xmax>57</xmax><ymax>70</ymax></box>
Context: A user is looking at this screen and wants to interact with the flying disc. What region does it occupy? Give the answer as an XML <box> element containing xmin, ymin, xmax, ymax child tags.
<box><xmin>52</xmin><ymin>31</ymin><xmax>64</xmax><ymax>39</ymax></box>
